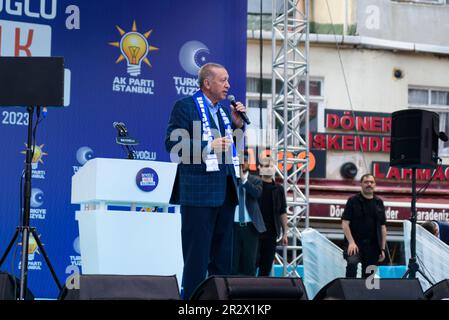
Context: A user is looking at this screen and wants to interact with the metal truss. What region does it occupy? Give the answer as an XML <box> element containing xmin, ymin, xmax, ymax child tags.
<box><xmin>270</xmin><ymin>0</ymin><xmax>310</xmax><ymax>277</ymax></box>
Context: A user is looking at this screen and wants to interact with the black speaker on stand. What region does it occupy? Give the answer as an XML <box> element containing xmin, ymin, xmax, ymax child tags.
<box><xmin>0</xmin><ymin>57</ymin><xmax>65</xmax><ymax>299</ymax></box>
<box><xmin>390</xmin><ymin>109</ymin><xmax>448</xmax><ymax>282</ymax></box>
<box><xmin>0</xmin><ymin>272</ymin><xmax>34</xmax><ymax>300</ymax></box>
<box><xmin>190</xmin><ymin>276</ymin><xmax>308</xmax><ymax>300</ymax></box>
<box><xmin>313</xmin><ymin>278</ymin><xmax>424</xmax><ymax>300</ymax></box>
<box><xmin>424</xmin><ymin>279</ymin><xmax>449</xmax><ymax>300</ymax></box>
<box><xmin>390</xmin><ymin>109</ymin><xmax>440</xmax><ymax>168</ymax></box>
<box><xmin>59</xmin><ymin>275</ymin><xmax>180</xmax><ymax>300</ymax></box>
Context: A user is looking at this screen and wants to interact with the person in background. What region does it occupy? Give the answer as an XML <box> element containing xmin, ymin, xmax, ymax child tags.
<box><xmin>256</xmin><ymin>156</ymin><xmax>288</xmax><ymax>276</ymax></box>
<box><xmin>421</xmin><ymin>220</ymin><xmax>439</xmax><ymax>238</ymax></box>
<box><xmin>341</xmin><ymin>173</ymin><xmax>387</xmax><ymax>278</ymax></box>
<box><xmin>232</xmin><ymin>152</ymin><xmax>266</xmax><ymax>276</ymax></box>
<box><xmin>421</xmin><ymin>220</ymin><xmax>449</xmax><ymax>246</ymax></box>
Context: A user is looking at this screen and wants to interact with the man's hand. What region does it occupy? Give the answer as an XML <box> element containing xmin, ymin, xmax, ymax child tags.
<box><xmin>240</xmin><ymin>168</ymin><xmax>248</xmax><ymax>182</ymax></box>
<box><xmin>230</xmin><ymin>101</ymin><xmax>246</xmax><ymax>128</ymax></box>
<box><xmin>211</xmin><ymin>137</ymin><xmax>232</xmax><ymax>153</ymax></box>
<box><xmin>378</xmin><ymin>250</ymin><xmax>386</xmax><ymax>262</ymax></box>
<box><xmin>281</xmin><ymin>233</ymin><xmax>288</xmax><ymax>246</ymax></box>
<box><xmin>347</xmin><ymin>242</ymin><xmax>359</xmax><ymax>256</ymax></box>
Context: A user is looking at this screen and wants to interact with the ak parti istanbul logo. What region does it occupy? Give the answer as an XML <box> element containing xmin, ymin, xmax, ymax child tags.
<box><xmin>21</xmin><ymin>143</ymin><xmax>47</xmax><ymax>179</ymax></box>
<box><xmin>109</xmin><ymin>20</ymin><xmax>158</xmax><ymax>95</ymax></box>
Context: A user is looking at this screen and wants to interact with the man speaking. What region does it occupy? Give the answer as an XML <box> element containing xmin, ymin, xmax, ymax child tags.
<box><xmin>165</xmin><ymin>62</ymin><xmax>246</xmax><ymax>299</ymax></box>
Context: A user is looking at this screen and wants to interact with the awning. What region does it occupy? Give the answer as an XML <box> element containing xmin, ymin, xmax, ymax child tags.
<box><xmin>303</xmin><ymin>180</ymin><xmax>449</xmax><ymax>222</ymax></box>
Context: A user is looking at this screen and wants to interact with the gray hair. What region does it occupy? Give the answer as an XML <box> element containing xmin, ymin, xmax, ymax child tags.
<box><xmin>198</xmin><ymin>63</ymin><xmax>225</xmax><ymax>89</ymax></box>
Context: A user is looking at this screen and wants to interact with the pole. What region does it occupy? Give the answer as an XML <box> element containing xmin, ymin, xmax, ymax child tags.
<box><xmin>19</xmin><ymin>106</ymin><xmax>34</xmax><ymax>299</ymax></box>
<box><xmin>409</xmin><ymin>167</ymin><xmax>417</xmax><ymax>278</ymax></box>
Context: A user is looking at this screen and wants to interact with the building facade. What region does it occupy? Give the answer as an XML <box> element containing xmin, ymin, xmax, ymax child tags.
<box><xmin>246</xmin><ymin>0</ymin><xmax>449</xmax><ymax>263</ymax></box>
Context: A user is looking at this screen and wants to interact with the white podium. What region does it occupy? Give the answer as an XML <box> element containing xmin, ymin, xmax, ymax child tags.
<box><xmin>71</xmin><ymin>158</ymin><xmax>183</xmax><ymax>287</ymax></box>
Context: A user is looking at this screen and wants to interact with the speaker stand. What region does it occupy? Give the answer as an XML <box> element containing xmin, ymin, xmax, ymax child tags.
<box><xmin>0</xmin><ymin>107</ymin><xmax>62</xmax><ymax>299</ymax></box>
<box><xmin>402</xmin><ymin>168</ymin><xmax>433</xmax><ymax>285</ymax></box>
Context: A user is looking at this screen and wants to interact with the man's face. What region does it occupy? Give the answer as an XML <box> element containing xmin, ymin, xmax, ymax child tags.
<box><xmin>259</xmin><ymin>161</ymin><xmax>275</xmax><ymax>177</ymax></box>
<box><xmin>241</xmin><ymin>161</ymin><xmax>250</xmax><ymax>172</ymax></box>
<box><xmin>361</xmin><ymin>175</ymin><xmax>376</xmax><ymax>196</ymax></box>
<box><xmin>204</xmin><ymin>67</ymin><xmax>230</xmax><ymax>103</ymax></box>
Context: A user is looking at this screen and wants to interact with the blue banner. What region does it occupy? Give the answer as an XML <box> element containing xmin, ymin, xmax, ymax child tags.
<box><xmin>0</xmin><ymin>0</ymin><xmax>247</xmax><ymax>298</ymax></box>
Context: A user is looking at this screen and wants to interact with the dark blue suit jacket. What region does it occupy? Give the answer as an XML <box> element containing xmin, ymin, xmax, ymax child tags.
<box><xmin>242</xmin><ymin>174</ymin><xmax>266</xmax><ymax>233</ymax></box>
<box><xmin>165</xmin><ymin>95</ymin><xmax>239</xmax><ymax>207</ymax></box>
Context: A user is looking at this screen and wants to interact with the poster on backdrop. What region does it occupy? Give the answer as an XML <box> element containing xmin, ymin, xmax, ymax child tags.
<box><xmin>0</xmin><ymin>0</ymin><xmax>247</xmax><ymax>298</ymax></box>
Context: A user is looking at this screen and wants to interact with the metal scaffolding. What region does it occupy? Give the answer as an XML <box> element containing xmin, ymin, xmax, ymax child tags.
<box><xmin>270</xmin><ymin>0</ymin><xmax>310</xmax><ymax>277</ymax></box>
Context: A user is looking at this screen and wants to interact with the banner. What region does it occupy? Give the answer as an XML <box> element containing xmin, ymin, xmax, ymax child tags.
<box><xmin>0</xmin><ymin>0</ymin><xmax>247</xmax><ymax>298</ymax></box>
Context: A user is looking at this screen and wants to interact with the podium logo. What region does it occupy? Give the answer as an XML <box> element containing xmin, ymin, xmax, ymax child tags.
<box><xmin>109</xmin><ymin>20</ymin><xmax>159</xmax><ymax>77</ymax></box>
<box><xmin>136</xmin><ymin>167</ymin><xmax>159</xmax><ymax>192</ymax></box>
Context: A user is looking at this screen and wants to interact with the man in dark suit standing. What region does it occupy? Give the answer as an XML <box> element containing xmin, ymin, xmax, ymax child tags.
<box><xmin>232</xmin><ymin>154</ymin><xmax>266</xmax><ymax>276</ymax></box>
<box><xmin>257</xmin><ymin>156</ymin><xmax>289</xmax><ymax>276</ymax></box>
<box><xmin>165</xmin><ymin>63</ymin><xmax>246</xmax><ymax>299</ymax></box>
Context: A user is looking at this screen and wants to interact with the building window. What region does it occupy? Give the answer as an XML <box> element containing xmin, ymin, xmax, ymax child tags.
<box><xmin>246</xmin><ymin>77</ymin><xmax>323</xmax><ymax>146</ymax></box>
<box><xmin>392</xmin><ymin>0</ymin><xmax>446</xmax><ymax>4</ymax></box>
<box><xmin>408</xmin><ymin>87</ymin><xmax>449</xmax><ymax>156</ymax></box>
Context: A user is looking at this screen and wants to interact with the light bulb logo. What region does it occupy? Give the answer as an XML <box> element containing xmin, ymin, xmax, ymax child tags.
<box><xmin>109</xmin><ymin>20</ymin><xmax>159</xmax><ymax>77</ymax></box>
<box><xmin>21</xmin><ymin>143</ymin><xmax>48</xmax><ymax>169</ymax></box>
<box><xmin>28</xmin><ymin>235</ymin><xmax>39</xmax><ymax>254</ymax></box>
<box><xmin>19</xmin><ymin>234</ymin><xmax>40</xmax><ymax>261</ymax></box>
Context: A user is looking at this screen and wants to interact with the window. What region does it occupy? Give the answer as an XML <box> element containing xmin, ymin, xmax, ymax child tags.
<box><xmin>246</xmin><ymin>78</ymin><xmax>277</xmax><ymax>95</ymax></box>
<box><xmin>393</xmin><ymin>0</ymin><xmax>446</xmax><ymax>4</ymax></box>
<box><xmin>246</xmin><ymin>77</ymin><xmax>324</xmax><ymax>147</ymax></box>
<box><xmin>247</xmin><ymin>99</ymin><xmax>267</xmax><ymax>109</ymax></box>
<box><xmin>408</xmin><ymin>87</ymin><xmax>449</xmax><ymax>156</ymax></box>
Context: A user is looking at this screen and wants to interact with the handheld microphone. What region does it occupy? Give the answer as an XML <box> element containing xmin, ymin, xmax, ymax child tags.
<box><xmin>113</xmin><ymin>121</ymin><xmax>128</xmax><ymax>136</ymax></box>
<box><xmin>228</xmin><ymin>95</ymin><xmax>251</xmax><ymax>125</ymax></box>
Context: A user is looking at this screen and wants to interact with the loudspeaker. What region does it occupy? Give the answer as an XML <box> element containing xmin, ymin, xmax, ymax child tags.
<box><xmin>0</xmin><ymin>57</ymin><xmax>64</xmax><ymax>107</ymax></box>
<box><xmin>314</xmin><ymin>278</ymin><xmax>424</xmax><ymax>300</ymax></box>
<box><xmin>0</xmin><ymin>272</ymin><xmax>34</xmax><ymax>300</ymax></box>
<box><xmin>390</xmin><ymin>109</ymin><xmax>439</xmax><ymax>168</ymax></box>
<box><xmin>59</xmin><ymin>275</ymin><xmax>180</xmax><ymax>300</ymax></box>
<box><xmin>424</xmin><ymin>279</ymin><xmax>449</xmax><ymax>300</ymax></box>
<box><xmin>190</xmin><ymin>276</ymin><xmax>308</xmax><ymax>300</ymax></box>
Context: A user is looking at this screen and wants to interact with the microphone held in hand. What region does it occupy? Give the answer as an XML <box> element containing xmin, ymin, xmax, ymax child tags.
<box><xmin>227</xmin><ymin>95</ymin><xmax>250</xmax><ymax>125</ymax></box>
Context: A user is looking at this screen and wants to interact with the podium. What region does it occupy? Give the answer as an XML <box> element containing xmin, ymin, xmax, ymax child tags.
<box><xmin>71</xmin><ymin>158</ymin><xmax>183</xmax><ymax>287</ymax></box>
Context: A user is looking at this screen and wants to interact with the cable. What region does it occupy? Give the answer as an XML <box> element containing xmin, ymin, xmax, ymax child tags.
<box><xmin>19</xmin><ymin>170</ymin><xmax>24</xmax><ymax>226</ymax></box>
<box><xmin>416</xmin><ymin>160</ymin><xmax>442</xmax><ymax>198</ymax></box>
<box><xmin>10</xmin><ymin>170</ymin><xmax>26</xmax><ymax>300</ymax></box>
<box><xmin>416</xmin><ymin>254</ymin><xmax>436</xmax><ymax>285</ymax></box>
<box><xmin>324</xmin><ymin>0</ymin><xmax>369</xmax><ymax>172</ymax></box>
<box><xmin>31</xmin><ymin>106</ymin><xmax>41</xmax><ymax>161</ymax></box>
<box><xmin>11</xmin><ymin>235</ymin><xmax>20</xmax><ymax>299</ymax></box>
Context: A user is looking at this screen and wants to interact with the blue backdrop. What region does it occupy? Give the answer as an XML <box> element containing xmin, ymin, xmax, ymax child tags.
<box><xmin>0</xmin><ymin>0</ymin><xmax>247</xmax><ymax>298</ymax></box>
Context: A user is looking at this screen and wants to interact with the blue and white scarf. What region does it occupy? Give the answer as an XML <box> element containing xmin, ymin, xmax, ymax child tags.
<box><xmin>193</xmin><ymin>90</ymin><xmax>240</xmax><ymax>178</ymax></box>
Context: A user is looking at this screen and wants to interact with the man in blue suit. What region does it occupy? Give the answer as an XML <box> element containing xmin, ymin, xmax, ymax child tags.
<box><xmin>165</xmin><ymin>62</ymin><xmax>246</xmax><ymax>299</ymax></box>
